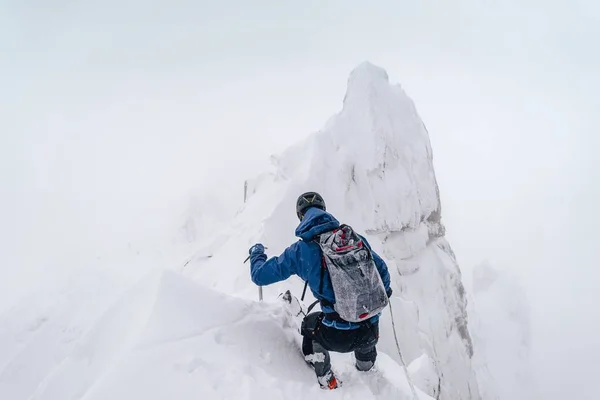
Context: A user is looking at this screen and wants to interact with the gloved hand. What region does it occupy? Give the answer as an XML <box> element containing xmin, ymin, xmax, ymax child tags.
<box><xmin>386</xmin><ymin>287</ymin><xmax>393</xmax><ymax>298</ymax></box>
<box><xmin>249</xmin><ymin>243</ymin><xmax>265</xmax><ymax>256</ymax></box>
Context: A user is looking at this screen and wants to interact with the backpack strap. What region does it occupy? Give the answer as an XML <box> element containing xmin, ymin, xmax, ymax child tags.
<box><xmin>301</xmin><ymin>257</ymin><xmax>324</xmax><ymax>302</ymax></box>
<box><xmin>301</xmin><ymin>247</ymin><xmax>328</xmax><ymax>302</ymax></box>
<box><xmin>301</xmin><ymin>280</ymin><xmax>309</xmax><ymax>301</ymax></box>
<box><xmin>305</xmin><ymin>254</ymin><xmax>328</xmax><ymax>315</ymax></box>
<box><xmin>303</xmin><ymin>235</ymin><xmax>331</xmax><ymax>315</ymax></box>
<box><xmin>312</xmin><ymin>234</ymin><xmax>326</xmax><ymax>297</ymax></box>
<box><xmin>306</xmin><ymin>299</ymin><xmax>320</xmax><ymax>314</ymax></box>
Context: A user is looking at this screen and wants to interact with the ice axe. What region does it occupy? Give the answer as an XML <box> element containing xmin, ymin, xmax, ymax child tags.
<box><xmin>244</xmin><ymin>247</ymin><xmax>267</xmax><ymax>302</ymax></box>
<box><xmin>243</xmin><ymin>246</ymin><xmax>268</xmax><ymax>263</ymax></box>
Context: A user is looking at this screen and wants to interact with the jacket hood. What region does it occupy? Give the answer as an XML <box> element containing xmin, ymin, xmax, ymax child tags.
<box><xmin>295</xmin><ymin>207</ymin><xmax>340</xmax><ymax>241</ymax></box>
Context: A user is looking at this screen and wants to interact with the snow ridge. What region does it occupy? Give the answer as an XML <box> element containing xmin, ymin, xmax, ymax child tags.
<box><xmin>0</xmin><ymin>62</ymin><xmax>485</xmax><ymax>400</ymax></box>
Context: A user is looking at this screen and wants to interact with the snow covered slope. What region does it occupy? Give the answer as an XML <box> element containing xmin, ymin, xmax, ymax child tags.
<box><xmin>183</xmin><ymin>62</ymin><xmax>483</xmax><ymax>399</ymax></box>
<box><xmin>0</xmin><ymin>62</ymin><xmax>484</xmax><ymax>399</ymax></box>
<box><xmin>0</xmin><ymin>270</ymin><xmax>430</xmax><ymax>399</ymax></box>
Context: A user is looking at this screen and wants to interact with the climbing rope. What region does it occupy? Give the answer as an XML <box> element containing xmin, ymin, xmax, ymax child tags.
<box><xmin>389</xmin><ymin>300</ymin><xmax>420</xmax><ymax>400</ymax></box>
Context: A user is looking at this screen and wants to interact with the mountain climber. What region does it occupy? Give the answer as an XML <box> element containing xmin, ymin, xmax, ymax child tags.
<box><xmin>248</xmin><ymin>192</ymin><xmax>392</xmax><ymax>390</ymax></box>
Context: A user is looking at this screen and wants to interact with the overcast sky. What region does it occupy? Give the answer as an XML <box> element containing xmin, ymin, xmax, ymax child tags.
<box><xmin>1</xmin><ymin>1</ymin><xmax>598</xmax><ymax>398</ymax></box>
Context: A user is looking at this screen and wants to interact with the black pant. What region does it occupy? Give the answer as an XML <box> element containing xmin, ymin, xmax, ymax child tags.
<box><xmin>300</xmin><ymin>312</ymin><xmax>379</xmax><ymax>377</ymax></box>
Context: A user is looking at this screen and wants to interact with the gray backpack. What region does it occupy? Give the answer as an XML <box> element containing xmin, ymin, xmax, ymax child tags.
<box><xmin>316</xmin><ymin>225</ymin><xmax>388</xmax><ymax>322</ymax></box>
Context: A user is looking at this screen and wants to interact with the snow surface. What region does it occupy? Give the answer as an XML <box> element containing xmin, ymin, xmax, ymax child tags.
<box><xmin>1</xmin><ymin>269</ymin><xmax>434</xmax><ymax>399</ymax></box>
<box><xmin>1</xmin><ymin>62</ymin><xmax>489</xmax><ymax>399</ymax></box>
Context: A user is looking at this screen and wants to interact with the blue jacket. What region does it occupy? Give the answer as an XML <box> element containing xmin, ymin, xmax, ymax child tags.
<box><xmin>250</xmin><ymin>207</ymin><xmax>392</xmax><ymax>330</ymax></box>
